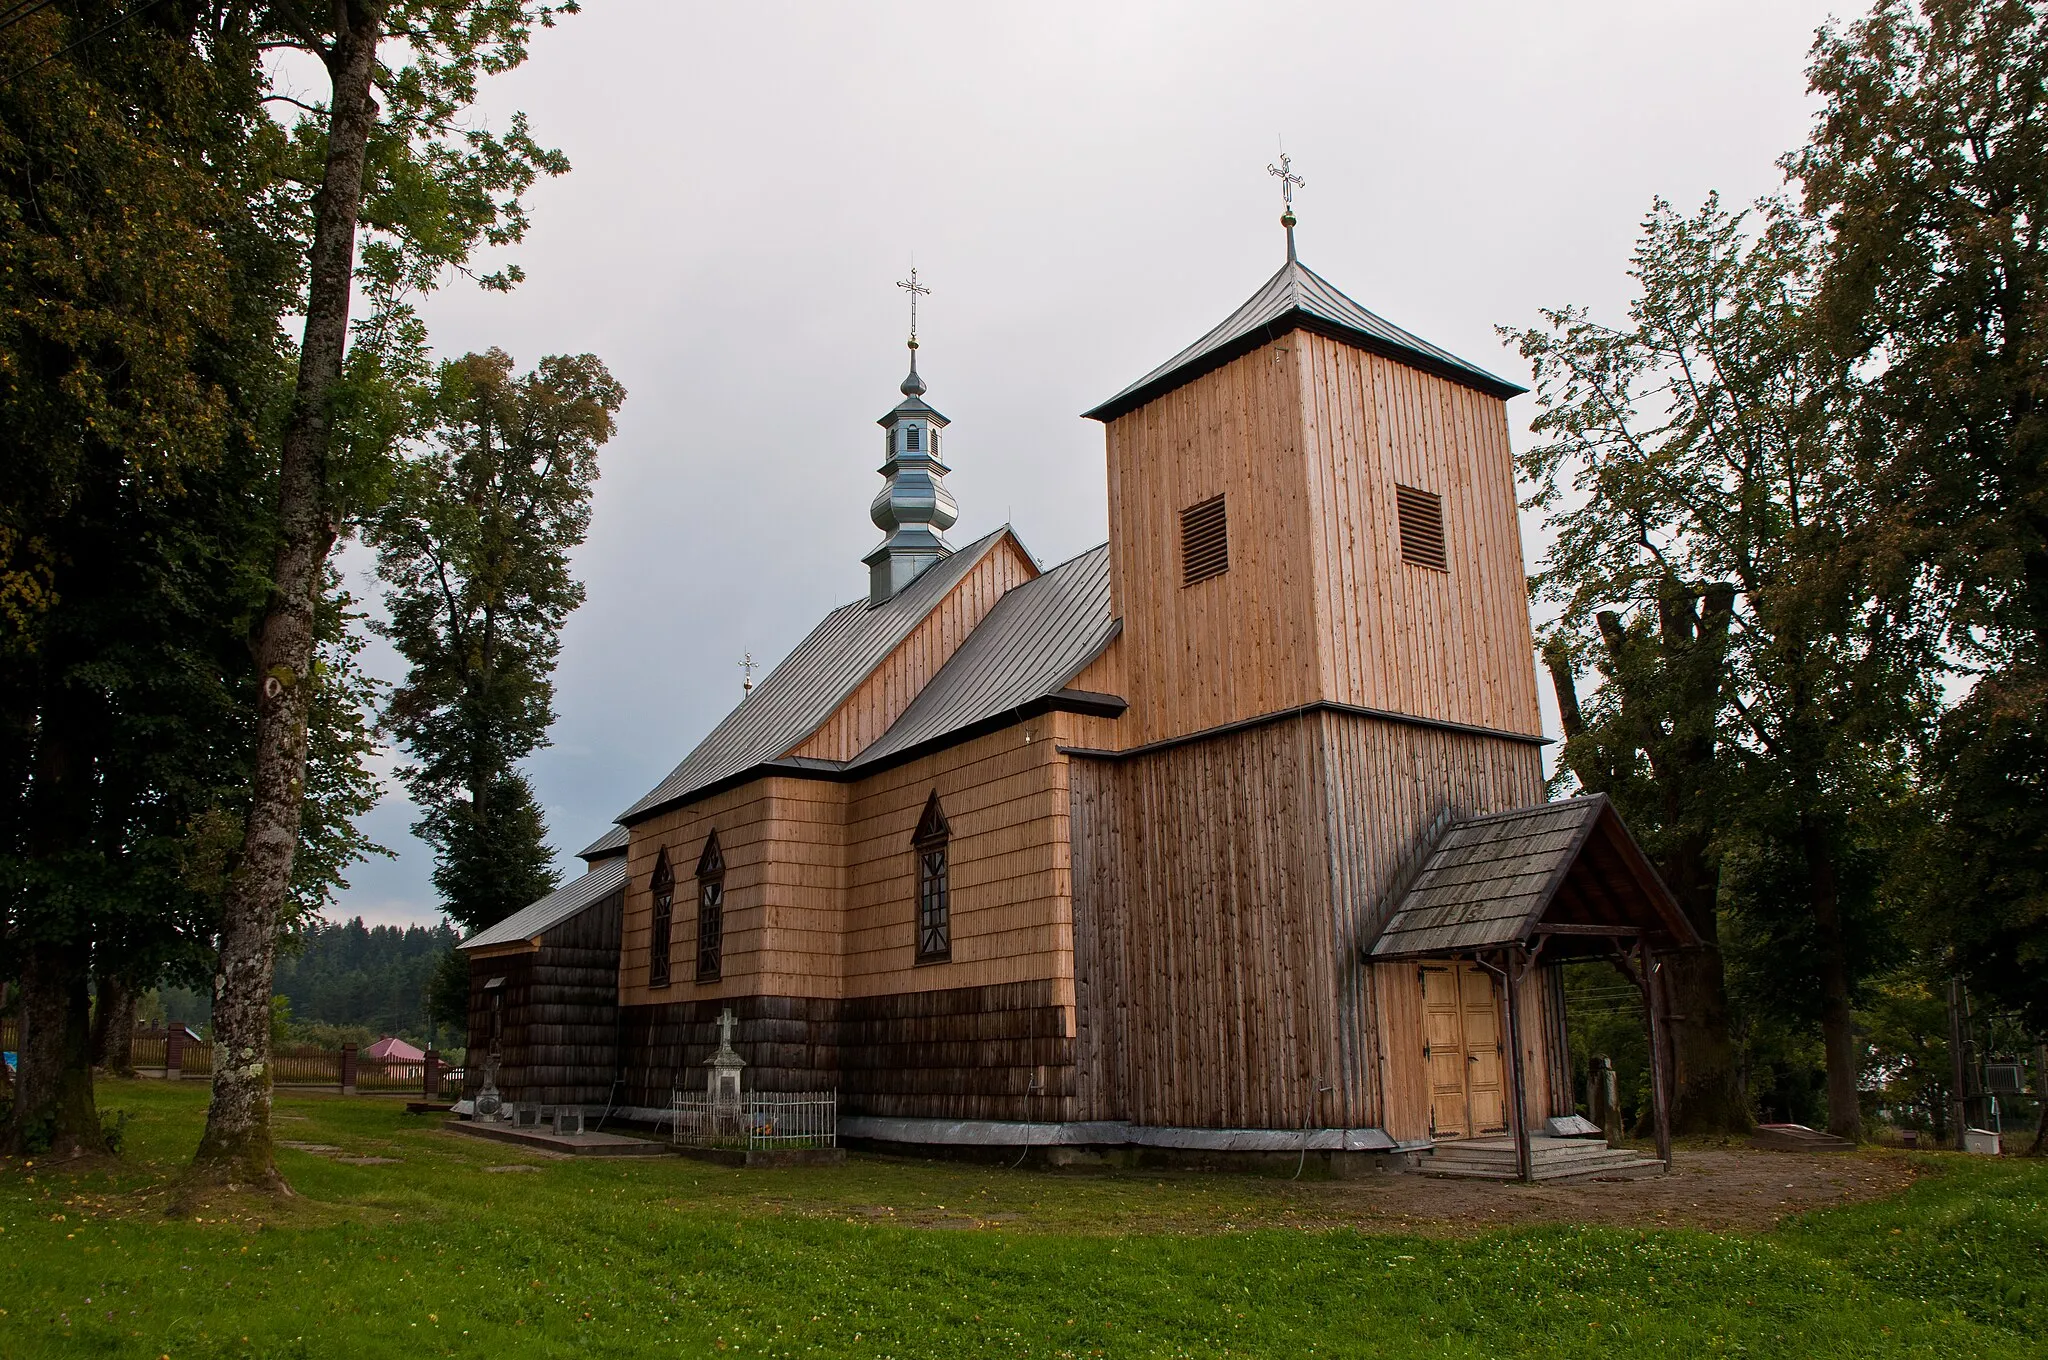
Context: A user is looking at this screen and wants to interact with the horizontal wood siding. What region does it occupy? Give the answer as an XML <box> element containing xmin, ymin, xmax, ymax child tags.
<box><xmin>842</xmin><ymin>724</ymin><xmax>1073</xmax><ymax>1005</ymax></box>
<box><xmin>791</xmin><ymin>535</ymin><xmax>1038</xmax><ymax>762</ymax></box>
<box><xmin>1295</xmin><ymin>331</ymin><xmax>1542</xmax><ymax>737</ymax></box>
<box><xmin>619</xmin><ymin>980</ymin><xmax>1072</xmax><ymax>1121</ymax></box>
<box><xmin>463</xmin><ymin>953</ymin><xmax>531</xmax><ymax>1102</ymax></box>
<box><xmin>522</xmin><ymin>890</ymin><xmax>624</xmax><ymax>1107</ymax></box>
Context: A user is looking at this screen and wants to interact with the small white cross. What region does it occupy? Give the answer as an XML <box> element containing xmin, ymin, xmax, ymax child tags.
<box><xmin>739</xmin><ymin>652</ymin><xmax>757</xmax><ymax>693</ymax></box>
<box><xmin>716</xmin><ymin>1007</ymin><xmax>738</xmax><ymax>1049</ymax></box>
<box><xmin>896</xmin><ymin>268</ymin><xmax>931</xmax><ymax>341</ymax></box>
<box><xmin>1268</xmin><ymin>152</ymin><xmax>1305</xmax><ymax>210</ymax></box>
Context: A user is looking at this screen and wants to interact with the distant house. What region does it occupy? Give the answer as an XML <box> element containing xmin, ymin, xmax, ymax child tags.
<box><xmin>365</xmin><ymin>1036</ymin><xmax>425</xmax><ymax>1063</ymax></box>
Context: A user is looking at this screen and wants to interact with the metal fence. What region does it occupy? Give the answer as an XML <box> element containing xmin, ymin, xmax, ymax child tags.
<box><xmin>671</xmin><ymin>1090</ymin><xmax>837</xmax><ymax>1151</ymax></box>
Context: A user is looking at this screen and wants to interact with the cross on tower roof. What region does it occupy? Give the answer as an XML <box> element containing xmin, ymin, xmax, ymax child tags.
<box><xmin>896</xmin><ymin>268</ymin><xmax>930</xmax><ymax>347</ymax></box>
<box><xmin>1268</xmin><ymin>150</ymin><xmax>1306</xmax><ymax>262</ymax></box>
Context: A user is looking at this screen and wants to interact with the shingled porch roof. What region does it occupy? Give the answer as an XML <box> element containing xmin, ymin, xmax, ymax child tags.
<box><xmin>1367</xmin><ymin>794</ymin><xmax>1698</xmax><ymax>961</ymax></box>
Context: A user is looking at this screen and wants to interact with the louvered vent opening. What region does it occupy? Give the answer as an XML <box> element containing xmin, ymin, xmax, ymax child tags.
<box><xmin>1180</xmin><ymin>494</ymin><xmax>1229</xmax><ymax>587</ymax></box>
<box><xmin>1396</xmin><ymin>484</ymin><xmax>1448</xmax><ymax>572</ymax></box>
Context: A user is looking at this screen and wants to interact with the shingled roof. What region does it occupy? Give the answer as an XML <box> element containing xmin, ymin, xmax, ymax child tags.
<box><xmin>1083</xmin><ymin>256</ymin><xmax>1525</xmax><ymax>423</ymax></box>
<box><xmin>459</xmin><ymin>857</ymin><xmax>628</xmax><ymax>954</ymax></box>
<box><xmin>1367</xmin><ymin>794</ymin><xmax>1696</xmax><ymax>960</ymax></box>
<box><xmin>616</xmin><ymin>526</ymin><xmax>1026</xmax><ymax>823</ymax></box>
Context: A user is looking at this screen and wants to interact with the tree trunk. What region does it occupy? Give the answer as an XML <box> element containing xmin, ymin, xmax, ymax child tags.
<box><xmin>1801</xmin><ymin>813</ymin><xmax>1862</xmax><ymax>1141</ymax></box>
<box><xmin>1661</xmin><ymin>944</ymin><xmax>1751</xmax><ymax>1133</ymax></box>
<box><xmin>190</xmin><ymin>8</ymin><xmax>382</xmax><ymax>1192</ymax></box>
<box><xmin>3</xmin><ymin>942</ymin><xmax>106</xmax><ymax>1158</ymax></box>
<box><xmin>91</xmin><ymin>975</ymin><xmax>137</xmax><ymax>1077</ymax></box>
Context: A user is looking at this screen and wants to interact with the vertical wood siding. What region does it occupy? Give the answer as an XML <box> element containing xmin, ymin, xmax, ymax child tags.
<box><xmin>790</xmin><ymin>536</ymin><xmax>1037</xmax><ymax>762</ymax></box>
<box><xmin>1294</xmin><ymin>332</ymin><xmax>1543</xmax><ymax>736</ymax></box>
<box><xmin>1097</xmin><ymin>332</ymin><xmax>1542</xmax><ymax>752</ymax></box>
<box><xmin>1071</xmin><ymin>710</ymin><xmax>1544</xmax><ymax>1133</ymax></box>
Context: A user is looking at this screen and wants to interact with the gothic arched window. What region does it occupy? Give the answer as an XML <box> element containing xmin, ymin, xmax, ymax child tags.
<box><xmin>648</xmin><ymin>848</ymin><xmax>675</xmax><ymax>989</ymax></box>
<box><xmin>905</xmin><ymin>424</ymin><xmax>921</xmax><ymax>452</ymax></box>
<box><xmin>913</xmin><ymin>790</ymin><xmax>951</xmax><ymax>964</ymax></box>
<box><xmin>695</xmin><ymin>830</ymin><xmax>726</xmax><ymax>982</ymax></box>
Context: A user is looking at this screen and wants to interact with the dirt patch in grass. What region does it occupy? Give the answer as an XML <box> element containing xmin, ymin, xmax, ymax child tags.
<box><xmin>746</xmin><ymin>1145</ymin><xmax>1921</xmax><ymax>1237</ymax></box>
<box><xmin>1273</xmin><ymin>1147</ymin><xmax>1921</xmax><ymax>1235</ymax></box>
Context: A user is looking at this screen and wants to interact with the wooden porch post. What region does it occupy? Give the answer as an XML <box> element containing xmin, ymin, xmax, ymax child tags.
<box><xmin>1499</xmin><ymin>949</ymin><xmax>1534</xmax><ymax>1184</ymax></box>
<box><xmin>1642</xmin><ymin>945</ymin><xmax>1673</xmax><ymax>1167</ymax></box>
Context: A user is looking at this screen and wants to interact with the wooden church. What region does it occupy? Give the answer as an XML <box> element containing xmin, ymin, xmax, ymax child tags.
<box><xmin>460</xmin><ymin>192</ymin><xmax>1694</xmax><ymax>1164</ymax></box>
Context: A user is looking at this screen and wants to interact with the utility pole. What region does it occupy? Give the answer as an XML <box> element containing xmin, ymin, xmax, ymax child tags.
<box><xmin>1946</xmin><ymin>975</ymin><xmax>1969</xmax><ymax>1150</ymax></box>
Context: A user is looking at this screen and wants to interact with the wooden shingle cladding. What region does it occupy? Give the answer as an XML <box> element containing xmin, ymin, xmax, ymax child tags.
<box><xmin>1368</xmin><ymin>794</ymin><xmax>1696</xmax><ymax>961</ymax></box>
<box><xmin>1096</xmin><ymin>331</ymin><xmax>1542</xmax><ymax>751</ymax></box>
<box><xmin>463</xmin><ymin>887</ymin><xmax>623</xmax><ymax>1110</ymax></box>
<box><xmin>611</xmin><ymin>720</ymin><xmax>1079</xmax><ymax>1121</ymax></box>
<box><xmin>1069</xmin><ymin>708</ymin><xmax>1546</xmax><ymax>1140</ymax></box>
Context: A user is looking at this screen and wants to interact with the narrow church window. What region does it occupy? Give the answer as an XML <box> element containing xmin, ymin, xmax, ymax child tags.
<box><xmin>696</xmin><ymin>830</ymin><xmax>725</xmax><ymax>982</ymax></box>
<box><xmin>1396</xmin><ymin>484</ymin><xmax>1448</xmax><ymax>572</ymax></box>
<box><xmin>1180</xmin><ymin>493</ymin><xmax>1228</xmax><ymax>586</ymax></box>
<box><xmin>648</xmin><ymin>849</ymin><xmax>675</xmax><ymax>989</ymax></box>
<box><xmin>913</xmin><ymin>790</ymin><xmax>951</xmax><ymax>964</ymax></box>
<box><xmin>905</xmin><ymin>424</ymin><xmax>921</xmax><ymax>452</ymax></box>
<box><xmin>885</xmin><ymin>427</ymin><xmax>895</xmax><ymax>458</ymax></box>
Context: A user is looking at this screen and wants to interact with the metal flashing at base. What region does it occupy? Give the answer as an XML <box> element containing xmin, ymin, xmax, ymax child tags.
<box><xmin>839</xmin><ymin>1116</ymin><xmax>1409</xmax><ymax>1153</ymax></box>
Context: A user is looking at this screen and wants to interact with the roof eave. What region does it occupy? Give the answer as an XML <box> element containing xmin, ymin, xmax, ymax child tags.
<box><xmin>1082</xmin><ymin>309</ymin><xmax>1527</xmax><ymax>424</ymax></box>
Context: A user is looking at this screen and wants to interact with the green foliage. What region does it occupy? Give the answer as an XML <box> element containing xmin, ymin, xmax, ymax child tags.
<box><xmin>3</xmin><ymin>1082</ymin><xmax>2046</xmax><ymax>1358</ymax></box>
<box><xmin>1794</xmin><ymin>0</ymin><xmax>2048</xmax><ymax>1033</ymax></box>
<box><xmin>273</xmin><ymin>916</ymin><xmax>462</xmax><ymax>1042</ymax></box>
<box><xmin>368</xmin><ymin>348</ymin><xmax>623</xmax><ymax>931</ymax></box>
<box><xmin>427</xmin><ymin>944</ymin><xmax>471</xmax><ymax>1043</ymax></box>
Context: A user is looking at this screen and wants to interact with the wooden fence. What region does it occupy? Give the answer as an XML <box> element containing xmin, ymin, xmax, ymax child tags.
<box><xmin>1</xmin><ymin>1022</ymin><xmax>449</xmax><ymax>1098</ymax></box>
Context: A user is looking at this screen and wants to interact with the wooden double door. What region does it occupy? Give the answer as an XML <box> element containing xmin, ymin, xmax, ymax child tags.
<box><xmin>1421</xmin><ymin>963</ymin><xmax>1506</xmax><ymax>1139</ymax></box>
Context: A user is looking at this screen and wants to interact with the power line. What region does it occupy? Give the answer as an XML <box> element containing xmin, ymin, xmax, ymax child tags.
<box><xmin>5</xmin><ymin>0</ymin><xmax>163</xmax><ymax>82</ymax></box>
<box><xmin>0</xmin><ymin>0</ymin><xmax>63</xmax><ymax>38</ymax></box>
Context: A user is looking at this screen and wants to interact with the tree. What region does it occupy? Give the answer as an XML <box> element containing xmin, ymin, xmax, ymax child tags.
<box><xmin>369</xmin><ymin>349</ymin><xmax>623</xmax><ymax>934</ymax></box>
<box><xmin>1541</xmin><ymin>583</ymin><xmax>1750</xmax><ymax>1133</ymax></box>
<box><xmin>1794</xmin><ymin>0</ymin><xmax>2048</xmax><ymax>1149</ymax></box>
<box><xmin>1509</xmin><ymin>197</ymin><xmax>1934</xmax><ymax>1140</ymax></box>
<box><xmin>0</xmin><ymin>2</ymin><xmax>297</xmax><ymax>1156</ymax></box>
<box><xmin>193</xmin><ymin>0</ymin><xmax>576</xmax><ymax>1192</ymax></box>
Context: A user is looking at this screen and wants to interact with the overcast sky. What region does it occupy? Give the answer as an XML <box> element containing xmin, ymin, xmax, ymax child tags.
<box><xmin>332</xmin><ymin>0</ymin><xmax>1856</xmax><ymax>929</ymax></box>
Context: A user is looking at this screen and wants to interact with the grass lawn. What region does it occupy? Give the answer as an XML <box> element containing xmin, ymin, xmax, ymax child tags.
<box><xmin>1</xmin><ymin>1081</ymin><xmax>2042</xmax><ymax>1358</ymax></box>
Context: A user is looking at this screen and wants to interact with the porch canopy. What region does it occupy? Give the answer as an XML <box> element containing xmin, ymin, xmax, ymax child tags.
<box><xmin>1367</xmin><ymin>794</ymin><xmax>1698</xmax><ymax>964</ymax></box>
<box><xmin>1365</xmin><ymin>793</ymin><xmax>1700</xmax><ymax>1181</ymax></box>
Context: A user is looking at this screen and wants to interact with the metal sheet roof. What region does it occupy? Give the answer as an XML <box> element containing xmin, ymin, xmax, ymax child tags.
<box><xmin>577</xmin><ymin>825</ymin><xmax>629</xmax><ymax>860</ymax></box>
<box><xmin>458</xmin><ymin>857</ymin><xmax>629</xmax><ymax>953</ymax></box>
<box><xmin>851</xmin><ymin>543</ymin><xmax>1116</xmax><ymax>769</ymax></box>
<box><xmin>1084</xmin><ymin>257</ymin><xmax>1525</xmax><ymax>422</ymax></box>
<box><xmin>1368</xmin><ymin>794</ymin><xmax>1694</xmax><ymax>959</ymax></box>
<box><xmin>616</xmin><ymin>526</ymin><xmax>1023</xmax><ymax>823</ymax></box>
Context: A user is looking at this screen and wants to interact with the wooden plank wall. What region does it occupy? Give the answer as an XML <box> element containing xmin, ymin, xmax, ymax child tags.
<box><xmin>618</xmin><ymin>980</ymin><xmax>1074</xmax><ymax>1121</ymax></box>
<box><xmin>1069</xmin><ymin>712</ymin><xmax>1343</xmax><ymax>1129</ymax></box>
<box><xmin>1100</xmin><ymin>339</ymin><xmax>1325</xmax><ymax>748</ymax></box>
<box><xmin>1097</xmin><ymin>332</ymin><xmax>1542</xmax><ymax>754</ymax></box>
<box><xmin>1316</xmin><ymin>710</ymin><xmax>1546</xmax><ymax>1129</ymax></box>
<box><xmin>463</xmin><ymin>953</ymin><xmax>532</xmax><ymax>1101</ymax></box>
<box><xmin>524</xmin><ymin>890</ymin><xmax>624</xmax><ymax>1107</ymax></box>
<box><xmin>618</xmin><ymin>780</ymin><xmax>787</xmax><ymax>1007</ymax></box>
<box><xmin>1071</xmin><ymin>710</ymin><xmax>1546</xmax><ymax>1134</ymax></box>
<box><xmin>841</xmin><ymin>724</ymin><xmax>1074</xmax><ymax>1006</ymax></box>
<box><xmin>791</xmin><ymin>534</ymin><xmax>1038</xmax><ymax>762</ymax></box>
<box><xmin>1293</xmin><ymin>332</ymin><xmax>1544</xmax><ymax>737</ymax></box>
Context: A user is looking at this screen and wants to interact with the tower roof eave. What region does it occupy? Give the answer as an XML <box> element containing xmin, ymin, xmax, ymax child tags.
<box><xmin>1081</xmin><ymin>258</ymin><xmax>1526</xmax><ymax>423</ymax></box>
